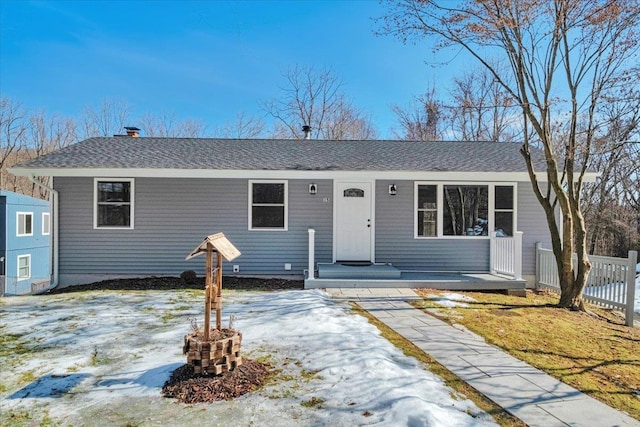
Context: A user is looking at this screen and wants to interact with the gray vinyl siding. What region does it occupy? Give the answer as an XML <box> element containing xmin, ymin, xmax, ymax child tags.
<box><xmin>375</xmin><ymin>180</ymin><xmax>490</xmax><ymax>271</ymax></box>
<box><xmin>374</xmin><ymin>180</ymin><xmax>551</xmax><ymax>275</ymax></box>
<box><xmin>55</xmin><ymin>177</ymin><xmax>332</xmax><ymax>279</ymax></box>
<box><xmin>517</xmin><ymin>181</ymin><xmax>552</xmax><ymax>275</ymax></box>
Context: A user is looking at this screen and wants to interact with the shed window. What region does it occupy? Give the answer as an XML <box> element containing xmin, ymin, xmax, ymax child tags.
<box><xmin>42</xmin><ymin>212</ymin><xmax>51</xmax><ymax>236</ymax></box>
<box><xmin>249</xmin><ymin>181</ymin><xmax>287</xmax><ymax>230</ymax></box>
<box><xmin>17</xmin><ymin>212</ymin><xmax>33</xmax><ymax>236</ymax></box>
<box><xmin>95</xmin><ymin>179</ymin><xmax>134</xmax><ymax>229</ymax></box>
<box><xmin>17</xmin><ymin>255</ymin><xmax>31</xmax><ymax>280</ymax></box>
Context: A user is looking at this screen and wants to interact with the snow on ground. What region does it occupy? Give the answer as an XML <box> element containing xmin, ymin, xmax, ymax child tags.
<box><xmin>0</xmin><ymin>289</ymin><xmax>497</xmax><ymax>427</ymax></box>
<box><xmin>431</xmin><ymin>292</ymin><xmax>476</xmax><ymax>308</ymax></box>
<box><xmin>582</xmin><ymin>270</ymin><xmax>640</xmax><ymax>316</ymax></box>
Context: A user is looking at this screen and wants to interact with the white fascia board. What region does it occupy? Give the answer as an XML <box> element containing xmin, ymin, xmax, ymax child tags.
<box><xmin>10</xmin><ymin>166</ymin><xmax>600</xmax><ymax>182</ymax></box>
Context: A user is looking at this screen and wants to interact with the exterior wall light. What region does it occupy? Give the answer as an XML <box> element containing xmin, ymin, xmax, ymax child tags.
<box><xmin>309</xmin><ymin>183</ymin><xmax>318</xmax><ymax>195</ymax></box>
<box><xmin>389</xmin><ymin>184</ymin><xmax>397</xmax><ymax>196</ymax></box>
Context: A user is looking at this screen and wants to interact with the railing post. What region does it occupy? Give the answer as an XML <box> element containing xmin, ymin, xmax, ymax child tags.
<box><xmin>514</xmin><ymin>231</ymin><xmax>523</xmax><ymax>281</ymax></box>
<box><xmin>535</xmin><ymin>242</ymin><xmax>542</xmax><ymax>288</ymax></box>
<box><xmin>490</xmin><ymin>231</ymin><xmax>497</xmax><ymax>275</ymax></box>
<box><xmin>308</xmin><ymin>228</ymin><xmax>315</xmax><ymax>280</ymax></box>
<box><xmin>625</xmin><ymin>250</ymin><xmax>637</xmax><ymax>327</ymax></box>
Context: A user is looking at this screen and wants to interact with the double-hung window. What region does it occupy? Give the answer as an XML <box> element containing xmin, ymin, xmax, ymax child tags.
<box><xmin>415</xmin><ymin>183</ymin><xmax>515</xmax><ymax>238</ymax></box>
<box><xmin>417</xmin><ymin>185</ymin><xmax>438</xmax><ymax>237</ymax></box>
<box><xmin>17</xmin><ymin>255</ymin><xmax>31</xmax><ymax>280</ymax></box>
<box><xmin>249</xmin><ymin>180</ymin><xmax>287</xmax><ymax>230</ymax></box>
<box><xmin>494</xmin><ymin>186</ymin><xmax>514</xmax><ymax>236</ymax></box>
<box><xmin>94</xmin><ymin>179</ymin><xmax>134</xmax><ymax>229</ymax></box>
<box><xmin>17</xmin><ymin>212</ymin><xmax>33</xmax><ymax>236</ymax></box>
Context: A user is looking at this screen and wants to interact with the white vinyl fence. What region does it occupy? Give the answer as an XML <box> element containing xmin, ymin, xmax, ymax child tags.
<box><xmin>536</xmin><ymin>243</ymin><xmax>637</xmax><ymax>326</ymax></box>
<box><xmin>490</xmin><ymin>231</ymin><xmax>523</xmax><ymax>280</ymax></box>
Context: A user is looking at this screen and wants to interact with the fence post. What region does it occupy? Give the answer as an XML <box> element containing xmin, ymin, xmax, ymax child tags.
<box><xmin>514</xmin><ymin>231</ymin><xmax>523</xmax><ymax>281</ymax></box>
<box><xmin>535</xmin><ymin>242</ymin><xmax>542</xmax><ymax>289</ymax></box>
<box><xmin>307</xmin><ymin>228</ymin><xmax>315</xmax><ymax>280</ymax></box>
<box><xmin>489</xmin><ymin>231</ymin><xmax>497</xmax><ymax>275</ymax></box>
<box><xmin>625</xmin><ymin>250</ymin><xmax>637</xmax><ymax>327</ymax></box>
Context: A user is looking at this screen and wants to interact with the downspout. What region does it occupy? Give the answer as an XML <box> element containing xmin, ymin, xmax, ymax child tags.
<box><xmin>28</xmin><ymin>174</ymin><xmax>59</xmax><ymax>288</ymax></box>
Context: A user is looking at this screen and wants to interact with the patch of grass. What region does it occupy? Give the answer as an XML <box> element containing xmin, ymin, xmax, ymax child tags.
<box><xmin>161</xmin><ymin>311</ymin><xmax>175</xmax><ymax>323</ymax></box>
<box><xmin>300</xmin><ymin>396</ymin><xmax>325</xmax><ymax>408</ymax></box>
<box><xmin>90</xmin><ymin>346</ymin><xmax>115</xmax><ymax>366</ymax></box>
<box><xmin>18</xmin><ymin>370</ymin><xmax>36</xmax><ymax>385</ymax></box>
<box><xmin>350</xmin><ymin>303</ymin><xmax>526</xmax><ymax>427</ymax></box>
<box><xmin>0</xmin><ymin>332</ymin><xmax>33</xmax><ymax>358</ymax></box>
<box><xmin>414</xmin><ymin>289</ymin><xmax>640</xmax><ymax>420</ymax></box>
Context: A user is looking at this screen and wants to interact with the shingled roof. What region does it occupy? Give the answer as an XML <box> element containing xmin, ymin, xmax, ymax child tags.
<box><xmin>14</xmin><ymin>137</ymin><xmax>547</xmax><ymax>174</ymax></box>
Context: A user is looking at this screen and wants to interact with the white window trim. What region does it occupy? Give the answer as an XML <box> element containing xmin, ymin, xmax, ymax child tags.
<box><xmin>493</xmin><ymin>185</ymin><xmax>517</xmax><ymax>237</ymax></box>
<box><xmin>414</xmin><ymin>182</ymin><xmax>517</xmax><ymax>239</ymax></box>
<box><xmin>42</xmin><ymin>212</ymin><xmax>51</xmax><ymax>236</ymax></box>
<box><xmin>16</xmin><ymin>212</ymin><xmax>33</xmax><ymax>237</ymax></box>
<box><xmin>93</xmin><ymin>178</ymin><xmax>135</xmax><ymax>230</ymax></box>
<box><xmin>248</xmin><ymin>180</ymin><xmax>288</xmax><ymax>231</ymax></box>
<box><xmin>17</xmin><ymin>254</ymin><xmax>31</xmax><ymax>281</ymax></box>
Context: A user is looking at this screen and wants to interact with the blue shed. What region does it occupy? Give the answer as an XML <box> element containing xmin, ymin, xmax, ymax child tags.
<box><xmin>1</xmin><ymin>190</ymin><xmax>51</xmax><ymax>295</ymax></box>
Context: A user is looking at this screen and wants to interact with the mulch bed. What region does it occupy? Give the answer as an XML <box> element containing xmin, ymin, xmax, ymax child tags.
<box><xmin>48</xmin><ymin>276</ymin><xmax>303</xmax><ymax>293</ymax></box>
<box><xmin>162</xmin><ymin>359</ymin><xmax>271</xmax><ymax>403</ymax></box>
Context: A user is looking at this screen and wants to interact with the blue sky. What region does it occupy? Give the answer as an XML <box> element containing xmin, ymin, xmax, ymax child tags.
<box><xmin>0</xmin><ymin>0</ymin><xmax>455</xmax><ymax>138</ymax></box>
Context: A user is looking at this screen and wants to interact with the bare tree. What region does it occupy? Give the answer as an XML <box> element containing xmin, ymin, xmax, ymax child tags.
<box><xmin>24</xmin><ymin>111</ymin><xmax>77</xmax><ymax>197</ymax></box>
<box><xmin>582</xmin><ymin>86</ymin><xmax>640</xmax><ymax>257</ymax></box>
<box><xmin>0</xmin><ymin>98</ymin><xmax>27</xmax><ymax>187</ymax></box>
<box><xmin>446</xmin><ymin>67</ymin><xmax>519</xmax><ymax>142</ymax></box>
<box><xmin>139</xmin><ymin>111</ymin><xmax>207</xmax><ymax>138</ymax></box>
<box><xmin>214</xmin><ymin>112</ymin><xmax>266</xmax><ymax>138</ymax></box>
<box><xmin>391</xmin><ymin>87</ymin><xmax>441</xmax><ymax>140</ymax></box>
<box><xmin>263</xmin><ymin>65</ymin><xmax>376</xmax><ymax>140</ymax></box>
<box><xmin>0</xmin><ymin>98</ymin><xmax>29</xmax><ymax>192</ymax></box>
<box><xmin>322</xmin><ymin>96</ymin><xmax>378</xmax><ymax>140</ymax></box>
<box><xmin>380</xmin><ymin>0</ymin><xmax>640</xmax><ymax>310</ymax></box>
<box><xmin>80</xmin><ymin>98</ymin><xmax>131</xmax><ymax>138</ymax></box>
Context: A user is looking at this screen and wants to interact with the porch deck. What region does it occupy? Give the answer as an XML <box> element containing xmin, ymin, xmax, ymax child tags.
<box><xmin>306</xmin><ymin>263</ymin><xmax>526</xmax><ymax>290</ymax></box>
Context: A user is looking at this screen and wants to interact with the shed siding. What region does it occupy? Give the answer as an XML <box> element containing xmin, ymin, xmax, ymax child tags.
<box><xmin>0</xmin><ymin>196</ymin><xmax>6</xmax><ymax>253</ymax></box>
<box><xmin>374</xmin><ymin>180</ymin><xmax>490</xmax><ymax>271</ymax></box>
<box><xmin>55</xmin><ymin>177</ymin><xmax>332</xmax><ymax>283</ymax></box>
<box><xmin>1</xmin><ymin>191</ymin><xmax>50</xmax><ymax>295</ymax></box>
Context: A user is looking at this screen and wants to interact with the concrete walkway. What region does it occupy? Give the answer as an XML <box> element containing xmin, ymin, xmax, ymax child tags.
<box><xmin>327</xmin><ymin>288</ymin><xmax>640</xmax><ymax>427</ymax></box>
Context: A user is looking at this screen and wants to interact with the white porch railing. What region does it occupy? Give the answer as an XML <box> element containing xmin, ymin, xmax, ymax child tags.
<box><xmin>307</xmin><ymin>228</ymin><xmax>315</xmax><ymax>280</ymax></box>
<box><xmin>536</xmin><ymin>244</ymin><xmax>637</xmax><ymax>326</ymax></box>
<box><xmin>490</xmin><ymin>231</ymin><xmax>523</xmax><ymax>280</ymax></box>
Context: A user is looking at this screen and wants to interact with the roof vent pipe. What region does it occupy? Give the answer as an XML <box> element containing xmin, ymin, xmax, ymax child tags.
<box><xmin>302</xmin><ymin>125</ymin><xmax>312</xmax><ymax>140</ymax></box>
<box><xmin>124</xmin><ymin>126</ymin><xmax>140</xmax><ymax>137</ymax></box>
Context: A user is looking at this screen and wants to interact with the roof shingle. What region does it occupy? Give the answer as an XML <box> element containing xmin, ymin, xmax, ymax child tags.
<box><xmin>14</xmin><ymin>137</ymin><xmax>545</xmax><ymax>173</ymax></box>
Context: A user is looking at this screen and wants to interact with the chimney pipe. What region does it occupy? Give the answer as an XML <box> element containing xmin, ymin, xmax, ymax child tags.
<box><xmin>124</xmin><ymin>126</ymin><xmax>140</xmax><ymax>137</ymax></box>
<box><xmin>302</xmin><ymin>125</ymin><xmax>312</xmax><ymax>140</ymax></box>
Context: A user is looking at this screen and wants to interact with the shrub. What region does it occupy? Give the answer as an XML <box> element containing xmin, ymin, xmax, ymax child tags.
<box><xmin>180</xmin><ymin>270</ymin><xmax>197</xmax><ymax>284</ymax></box>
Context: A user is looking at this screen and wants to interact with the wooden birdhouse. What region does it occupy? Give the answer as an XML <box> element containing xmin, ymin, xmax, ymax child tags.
<box><xmin>183</xmin><ymin>233</ymin><xmax>242</xmax><ymax>375</ymax></box>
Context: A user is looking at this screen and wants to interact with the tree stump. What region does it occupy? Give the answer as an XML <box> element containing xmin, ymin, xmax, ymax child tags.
<box><xmin>183</xmin><ymin>328</ymin><xmax>242</xmax><ymax>375</ymax></box>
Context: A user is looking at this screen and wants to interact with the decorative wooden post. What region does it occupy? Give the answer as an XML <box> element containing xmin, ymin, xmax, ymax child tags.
<box><xmin>184</xmin><ymin>233</ymin><xmax>241</xmax><ymax>375</ymax></box>
<box><xmin>204</xmin><ymin>242</ymin><xmax>213</xmax><ymax>341</ymax></box>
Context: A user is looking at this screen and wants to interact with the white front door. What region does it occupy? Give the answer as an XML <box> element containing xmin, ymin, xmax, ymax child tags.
<box><xmin>335</xmin><ymin>181</ymin><xmax>372</xmax><ymax>261</ymax></box>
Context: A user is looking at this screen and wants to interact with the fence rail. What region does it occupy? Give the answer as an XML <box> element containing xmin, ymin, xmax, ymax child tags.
<box><xmin>536</xmin><ymin>244</ymin><xmax>637</xmax><ymax>326</ymax></box>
